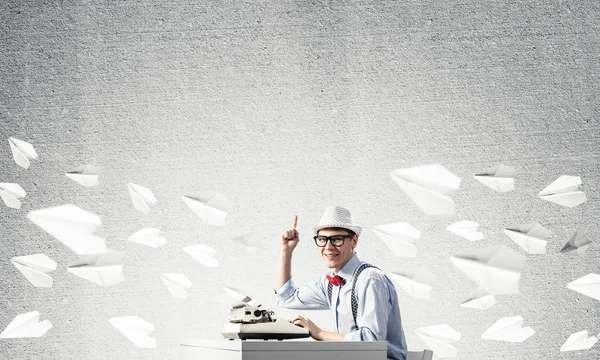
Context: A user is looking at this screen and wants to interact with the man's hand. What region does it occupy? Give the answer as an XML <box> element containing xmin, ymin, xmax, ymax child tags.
<box><xmin>280</xmin><ymin>215</ymin><xmax>300</xmax><ymax>253</ymax></box>
<box><xmin>290</xmin><ymin>315</ymin><xmax>323</xmax><ymax>340</ymax></box>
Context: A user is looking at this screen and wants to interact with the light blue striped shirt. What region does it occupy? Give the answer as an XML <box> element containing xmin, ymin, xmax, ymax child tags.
<box><xmin>276</xmin><ymin>253</ymin><xmax>407</xmax><ymax>360</ymax></box>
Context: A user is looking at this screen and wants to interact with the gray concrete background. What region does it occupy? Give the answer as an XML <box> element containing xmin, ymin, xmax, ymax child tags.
<box><xmin>1</xmin><ymin>0</ymin><xmax>599</xmax><ymax>359</ymax></box>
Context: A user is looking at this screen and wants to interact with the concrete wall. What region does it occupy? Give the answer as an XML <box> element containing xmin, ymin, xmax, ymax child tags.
<box><xmin>1</xmin><ymin>1</ymin><xmax>598</xmax><ymax>359</ymax></box>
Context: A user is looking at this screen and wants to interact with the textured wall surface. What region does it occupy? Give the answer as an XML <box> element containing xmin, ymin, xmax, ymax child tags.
<box><xmin>1</xmin><ymin>1</ymin><xmax>599</xmax><ymax>359</ymax></box>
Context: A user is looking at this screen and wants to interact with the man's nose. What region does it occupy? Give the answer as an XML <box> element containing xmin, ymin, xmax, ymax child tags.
<box><xmin>325</xmin><ymin>240</ymin><xmax>336</xmax><ymax>249</ymax></box>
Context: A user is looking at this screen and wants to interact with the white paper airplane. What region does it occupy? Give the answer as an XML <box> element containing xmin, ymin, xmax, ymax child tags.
<box><xmin>460</xmin><ymin>288</ymin><xmax>497</xmax><ymax>310</ymax></box>
<box><xmin>128</xmin><ymin>183</ymin><xmax>157</xmax><ymax>214</ymax></box>
<box><xmin>182</xmin><ymin>191</ymin><xmax>232</xmax><ymax>226</ymax></box>
<box><xmin>373</xmin><ymin>222</ymin><xmax>421</xmax><ymax>258</ymax></box>
<box><xmin>128</xmin><ymin>228</ymin><xmax>167</xmax><ymax>248</ymax></box>
<box><xmin>9</xmin><ymin>137</ymin><xmax>38</xmax><ymax>169</ymax></box>
<box><xmin>390</xmin><ymin>164</ymin><xmax>461</xmax><ymax>216</ymax></box>
<box><xmin>567</xmin><ymin>273</ymin><xmax>600</xmax><ymax>302</ymax></box>
<box><xmin>474</xmin><ymin>164</ymin><xmax>515</xmax><ymax>192</ymax></box>
<box><xmin>160</xmin><ymin>273</ymin><xmax>192</xmax><ymax>299</ymax></box>
<box><xmin>27</xmin><ymin>204</ymin><xmax>106</xmax><ymax>255</ymax></box>
<box><xmin>503</xmin><ymin>223</ymin><xmax>551</xmax><ymax>254</ymax></box>
<box><xmin>388</xmin><ymin>269</ymin><xmax>436</xmax><ymax>300</ymax></box>
<box><xmin>481</xmin><ymin>316</ymin><xmax>535</xmax><ymax>342</ymax></box>
<box><xmin>415</xmin><ymin>324</ymin><xmax>461</xmax><ymax>359</ymax></box>
<box><xmin>561</xmin><ymin>226</ymin><xmax>591</xmax><ymax>257</ymax></box>
<box><xmin>109</xmin><ymin>316</ymin><xmax>156</xmax><ymax>348</ymax></box>
<box><xmin>451</xmin><ymin>245</ymin><xmax>526</xmax><ymax>295</ymax></box>
<box><xmin>223</xmin><ymin>286</ymin><xmax>260</xmax><ymax>307</ymax></box>
<box><xmin>0</xmin><ymin>183</ymin><xmax>26</xmax><ymax>209</ymax></box>
<box><xmin>560</xmin><ymin>330</ymin><xmax>598</xmax><ymax>352</ymax></box>
<box><xmin>11</xmin><ymin>254</ymin><xmax>57</xmax><ymax>288</ymax></box>
<box><xmin>65</xmin><ymin>164</ymin><xmax>99</xmax><ymax>187</ymax></box>
<box><xmin>539</xmin><ymin>175</ymin><xmax>587</xmax><ymax>207</ymax></box>
<box><xmin>0</xmin><ymin>311</ymin><xmax>52</xmax><ymax>338</ymax></box>
<box><xmin>231</xmin><ymin>230</ymin><xmax>265</xmax><ymax>249</ymax></box>
<box><xmin>446</xmin><ymin>220</ymin><xmax>484</xmax><ymax>242</ymax></box>
<box><xmin>184</xmin><ymin>244</ymin><xmax>219</xmax><ymax>267</ymax></box>
<box><xmin>67</xmin><ymin>250</ymin><xmax>124</xmax><ymax>286</ymax></box>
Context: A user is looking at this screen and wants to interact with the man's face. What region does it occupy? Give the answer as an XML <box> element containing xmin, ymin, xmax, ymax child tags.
<box><xmin>317</xmin><ymin>228</ymin><xmax>358</xmax><ymax>273</ymax></box>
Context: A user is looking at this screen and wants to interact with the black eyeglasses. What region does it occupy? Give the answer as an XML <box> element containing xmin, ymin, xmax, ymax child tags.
<box><xmin>313</xmin><ymin>234</ymin><xmax>354</xmax><ymax>247</ymax></box>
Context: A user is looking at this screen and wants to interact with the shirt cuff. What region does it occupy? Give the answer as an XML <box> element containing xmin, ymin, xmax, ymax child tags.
<box><xmin>274</xmin><ymin>278</ymin><xmax>296</xmax><ymax>299</ymax></box>
<box><xmin>344</xmin><ymin>330</ymin><xmax>362</xmax><ymax>341</ymax></box>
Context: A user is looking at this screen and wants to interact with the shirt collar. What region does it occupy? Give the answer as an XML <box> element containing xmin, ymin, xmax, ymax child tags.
<box><xmin>335</xmin><ymin>253</ymin><xmax>362</xmax><ymax>283</ymax></box>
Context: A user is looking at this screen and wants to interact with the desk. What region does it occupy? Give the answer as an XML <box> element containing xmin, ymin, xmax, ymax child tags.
<box><xmin>181</xmin><ymin>339</ymin><xmax>387</xmax><ymax>360</ymax></box>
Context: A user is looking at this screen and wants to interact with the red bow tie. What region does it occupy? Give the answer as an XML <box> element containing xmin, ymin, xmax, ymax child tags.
<box><xmin>326</xmin><ymin>275</ymin><xmax>346</xmax><ymax>286</ymax></box>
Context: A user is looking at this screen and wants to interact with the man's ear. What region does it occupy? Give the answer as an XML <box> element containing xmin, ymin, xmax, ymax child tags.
<box><xmin>352</xmin><ymin>236</ymin><xmax>358</xmax><ymax>249</ymax></box>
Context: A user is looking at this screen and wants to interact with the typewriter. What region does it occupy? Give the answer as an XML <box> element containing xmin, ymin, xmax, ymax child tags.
<box><xmin>221</xmin><ymin>305</ymin><xmax>310</xmax><ymax>340</ymax></box>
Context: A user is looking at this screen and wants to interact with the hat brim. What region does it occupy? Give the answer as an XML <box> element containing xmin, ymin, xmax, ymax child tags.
<box><xmin>312</xmin><ymin>225</ymin><xmax>362</xmax><ymax>237</ymax></box>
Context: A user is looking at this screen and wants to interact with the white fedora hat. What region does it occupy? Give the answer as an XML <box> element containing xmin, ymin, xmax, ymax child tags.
<box><xmin>312</xmin><ymin>205</ymin><xmax>362</xmax><ymax>236</ymax></box>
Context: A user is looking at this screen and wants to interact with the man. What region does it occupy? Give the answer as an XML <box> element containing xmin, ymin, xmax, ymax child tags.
<box><xmin>275</xmin><ymin>205</ymin><xmax>407</xmax><ymax>360</ymax></box>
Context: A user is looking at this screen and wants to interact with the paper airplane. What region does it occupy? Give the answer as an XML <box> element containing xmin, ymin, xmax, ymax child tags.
<box><xmin>9</xmin><ymin>137</ymin><xmax>38</xmax><ymax>169</ymax></box>
<box><xmin>182</xmin><ymin>191</ymin><xmax>232</xmax><ymax>226</ymax></box>
<box><xmin>539</xmin><ymin>175</ymin><xmax>587</xmax><ymax>207</ymax></box>
<box><xmin>415</xmin><ymin>324</ymin><xmax>461</xmax><ymax>359</ymax></box>
<box><xmin>503</xmin><ymin>223</ymin><xmax>551</xmax><ymax>254</ymax></box>
<box><xmin>391</xmin><ymin>164</ymin><xmax>461</xmax><ymax>216</ymax></box>
<box><xmin>27</xmin><ymin>204</ymin><xmax>106</xmax><ymax>255</ymax></box>
<box><xmin>561</xmin><ymin>226</ymin><xmax>591</xmax><ymax>257</ymax></box>
<box><xmin>388</xmin><ymin>269</ymin><xmax>436</xmax><ymax>300</ymax></box>
<box><xmin>11</xmin><ymin>254</ymin><xmax>57</xmax><ymax>288</ymax></box>
<box><xmin>567</xmin><ymin>273</ymin><xmax>600</xmax><ymax>302</ymax></box>
<box><xmin>0</xmin><ymin>183</ymin><xmax>26</xmax><ymax>209</ymax></box>
<box><xmin>128</xmin><ymin>183</ymin><xmax>157</xmax><ymax>214</ymax></box>
<box><xmin>460</xmin><ymin>288</ymin><xmax>497</xmax><ymax>310</ymax></box>
<box><xmin>560</xmin><ymin>330</ymin><xmax>598</xmax><ymax>352</ymax></box>
<box><xmin>223</xmin><ymin>286</ymin><xmax>260</xmax><ymax>307</ymax></box>
<box><xmin>109</xmin><ymin>316</ymin><xmax>156</xmax><ymax>348</ymax></box>
<box><xmin>67</xmin><ymin>250</ymin><xmax>124</xmax><ymax>286</ymax></box>
<box><xmin>446</xmin><ymin>220</ymin><xmax>484</xmax><ymax>242</ymax></box>
<box><xmin>481</xmin><ymin>316</ymin><xmax>534</xmax><ymax>342</ymax></box>
<box><xmin>184</xmin><ymin>244</ymin><xmax>219</xmax><ymax>267</ymax></box>
<box><xmin>128</xmin><ymin>228</ymin><xmax>167</xmax><ymax>248</ymax></box>
<box><xmin>232</xmin><ymin>230</ymin><xmax>265</xmax><ymax>249</ymax></box>
<box><xmin>65</xmin><ymin>164</ymin><xmax>99</xmax><ymax>187</ymax></box>
<box><xmin>160</xmin><ymin>273</ymin><xmax>192</xmax><ymax>299</ymax></box>
<box><xmin>451</xmin><ymin>245</ymin><xmax>526</xmax><ymax>295</ymax></box>
<box><xmin>373</xmin><ymin>222</ymin><xmax>421</xmax><ymax>257</ymax></box>
<box><xmin>474</xmin><ymin>164</ymin><xmax>515</xmax><ymax>192</ymax></box>
<box><xmin>0</xmin><ymin>311</ymin><xmax>52</xmax><ymax>338</ymax></box>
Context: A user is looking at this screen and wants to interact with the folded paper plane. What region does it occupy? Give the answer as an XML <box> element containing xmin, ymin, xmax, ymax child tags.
<box><xmin>389</xmin><ymin>269</ymin><xmax>436</xmax><ymax>300</ymax></box>
<box><xmin>391</xmin><ymin>164</ymin><xmax>461</xmax><ymax>216</ymax></box>
<box><xmin>66</xmin><ymin>164</ymin><xmax>99</xmax><ymax>187</ymax></box>
<box><xmin>128</xmin><ymin>228</ymin><xmax>167</xmax><ymax>248</ymax></box>
<box><xmin>223</xmin><ymin>286</ymin><xmax>259</xmax><ymax>307</ymax></box>
<box><xmin>109</xmin><ymin>316</ymin><xmax>156</xmax><ymax>348</ymax></box>
<box><xmin>67</xmin><ymin>250</ymin><xmax>124</xmax><ymax>286</ymax></box>
<box><xmin>446</xmin><ymin>220</ymin><xmax>484</xmax><ymax>242</ymax></box>
<box><xmin>539</xmin><ymin>175</ymin><xmax>587</xmax><ymax>207</ymax></box>
<box><xmin>184</xmin><ymin>244</ymin><xmax>219</xmax><ymax>267</ymax></box>
<box><xmin>474</xmin><ymin>164</ymin><xmax>515</xmax><ymax>192</ymax></box>
<box><xmin>0</xmin><ymin>311</ymin><xmax>52</xmax><ymax>338</ymax></box>
<box><xmin>160</xmin><ymin>273</ymin><xmax>192</xmax><ymax>299</ymax></box>
<box><xmin>481</xmin><ymin>316</ymin><xmax>534</xmax><ymax>342</ymax></box>
<box><xmin>503</xmin><ymin>223</ymin><xmax>551</xmax><ymax>254</ymax></box>
<box><xmin>460</xmin><ymin>288</ymin><xmax>497</xmax><ymax>310</ymax></box>
<box><xmin>415</xmin><ymin>324</ymin><xmax>461</xmax><ymax>359</ymax></box>
<box><xmin>27</xmin><ymin>204</ymin><xmax>106</xmax><ymax>255</ymax></box>
<box><xmin>11</xmin><ymin>254</ymin><xmax>57</xmax><ymax>288</ymax></box>
<box><xmin>0</xmin><ymin>183</ymin><xmax>26</xmax><ymax>209</ymax></box>
<box><xmin>128</xmin><ymin>183</ymin><xmax>157</xmax><ymax>214</ymax></box>
<box><xmin>232</xmin><ymin>230</ymin><xmax>264</xmax><ymax>249</ymax></box>
<box><xmin>451</xmin><ymin>245</ymin><xmax>526</xmax><ymax>295</ymax></box>
<box><xmin>9</xmin><ymin>137</ymin><xmax>38</xmax><ymax>169</ymax></box>
<box><xmin>373</xmin><ymin>222</ymin><xmax>421</xmax><ymax>258</ymax></box>
<box><xmin>567</xmin><ymin>273</ymin><xmax>600</xmax><ymax>302</ymax></box>
<box><xmin>560</xmin><ymin>330</ymin><xmax>598</xmax><ymax>352</ymax></box>
<box><xmin>182</xmin><ymin>191</ymin><xmax>232</xmax><ymax>226</ymax></box>
<box><xmin>561</xmin><ymin>226</ymin><xmax>591</xmax><ymax>257</ymax></box>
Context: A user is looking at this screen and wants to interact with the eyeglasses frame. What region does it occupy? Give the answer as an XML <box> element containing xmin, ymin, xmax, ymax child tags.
<box><xmin>313</xmin><ymin>234</ymin><xmax>354</xmax><ymax>247</ymax></box>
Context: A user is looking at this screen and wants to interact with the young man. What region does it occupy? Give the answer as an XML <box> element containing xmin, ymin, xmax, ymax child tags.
<box><xmin>275</xmin><ymin>205</ymin><xmax>407</xmax><ymax>360</ymax></box>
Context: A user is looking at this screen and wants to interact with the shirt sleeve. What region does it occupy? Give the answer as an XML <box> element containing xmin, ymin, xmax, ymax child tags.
<box><xmin>344</xmin><ymin>277</ymin><xmax>390</xmax><ymax>341</ymax></box>
<box><xmin>274</xmin><ymin>277</ymin><xmax>330</xmax><ymax>310</ymax></box>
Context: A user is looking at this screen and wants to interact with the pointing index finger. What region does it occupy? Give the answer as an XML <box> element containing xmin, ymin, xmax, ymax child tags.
<box><xmin>292</xmin><ymin>215</ymin><xmax>298</xmax><ymax>230</ymax></box>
